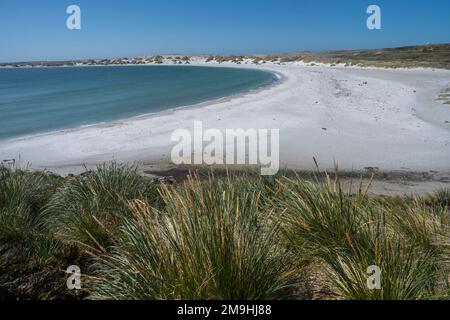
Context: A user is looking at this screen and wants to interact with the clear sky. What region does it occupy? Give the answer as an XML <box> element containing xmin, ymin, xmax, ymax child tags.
<box><xmin>0</xmin><ymin>0</ymin><xmax>449</xmax><ymax>62</ymax></box>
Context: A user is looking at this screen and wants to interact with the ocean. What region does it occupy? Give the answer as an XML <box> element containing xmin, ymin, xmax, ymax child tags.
<box><xmin>0</xmin><ymin>66</ymin><xmax>276</xmax><ymax>141</ymax></box>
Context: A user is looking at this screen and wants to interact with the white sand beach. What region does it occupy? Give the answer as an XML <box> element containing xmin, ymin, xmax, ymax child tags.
<box><xmin>1</xmin><ymin>59</ymin><xmax>450</xmax><ymax>177</ymax></box>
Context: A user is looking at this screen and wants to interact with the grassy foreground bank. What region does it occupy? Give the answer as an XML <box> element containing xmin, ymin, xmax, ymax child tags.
<box><xmin>0</xmin><ymin>163</ymin><xmax>449</xmax><ymax>300</ymax></box>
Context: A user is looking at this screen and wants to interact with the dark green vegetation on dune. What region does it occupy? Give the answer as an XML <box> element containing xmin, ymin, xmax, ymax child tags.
<box><xmin>211</xmin><ymin>44</ymin><xmax>450</xmax><ymax>69</ymax></box>
<box><xmin>2</xmin><ymin>43</ymin><xmax>449</xmax><ymax>70</ymax></box>
<box><xmin>0</xmin><ymin>163</ymin><xmax>449</xmax><ymax>300</ymax></box>
<box><xmin>300</xmin><ymin>43</ymin><xmax>450</xmax><ymax>69</ymax></box>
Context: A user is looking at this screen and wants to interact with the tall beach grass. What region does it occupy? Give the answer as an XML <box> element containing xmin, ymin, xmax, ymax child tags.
<box><xmin>0</xmin><ymin>163</ymin><xmax>449</xmax><ymax>300</ymax></box>
<box><xmin>88</xmin><ymin>173</ymin><xmax>298</xmax><ymax>300</ymax></box>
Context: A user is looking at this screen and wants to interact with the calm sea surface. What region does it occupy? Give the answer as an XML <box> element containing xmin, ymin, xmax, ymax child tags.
<box><xmin>0</xmin><ymin>66</ymin><xmax>275</xmax><ymax>140</ymax></box>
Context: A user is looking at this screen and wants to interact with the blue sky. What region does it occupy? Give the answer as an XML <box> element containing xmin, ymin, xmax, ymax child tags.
<box><xmin>0</xmin><ymin>0</ymin><xmax>449</xmax><ymax>62</ymax></box>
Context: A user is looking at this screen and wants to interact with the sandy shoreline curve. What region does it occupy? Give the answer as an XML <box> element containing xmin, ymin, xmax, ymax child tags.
<box><xmin>1</xmin><ymin>60</ymin><xmax>450</xmax><ymax>179</ymax></box>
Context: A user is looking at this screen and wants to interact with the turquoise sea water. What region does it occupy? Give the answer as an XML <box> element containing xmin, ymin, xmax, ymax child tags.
<box><xmin>0</xmin><ymin>66</ymin><xmax>276</xmax><ymax>140</ymax></box>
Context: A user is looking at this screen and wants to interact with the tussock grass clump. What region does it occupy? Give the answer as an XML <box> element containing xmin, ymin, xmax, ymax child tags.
<box><xmin>42</xmin><ymin>163</ymin><xmax>160</xmax><ymax>252</ymax></box>
<box><xmin>385</xmin><ymin>197</ymin><xmax>449</xmax><ymax>254</ymax></box>
<box><xmin>0</xmin><ymin>166</ymin><xmax>81</xmax><ymax>299</ymax></box>
<box><xmin>275</xmin><ymin>175</ymin><xmax>372</xmax><ymax>258</ymax></box>
<box><xmin>430</xmin><ymin>188</ymin><xmax>450</xmax><ymax>208</ymax></box>
<box><xmin>275</xmin><ymin>174</ymin><xmax>450</xmax><ymax>300</ymax></box>
<box><xmin>322</xmin><ymin>239</ymin><xmax>441</xmax><ymax>300</ymax></box>
<box><xmin>89</xmin><ymin>173</ymin><xmax>297</xmax><ymax>300</ymax></box>
<box><xmin>0</xmin><ymin>165</ymin><xmax>63</xmax><ymax>254</ymax></box>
